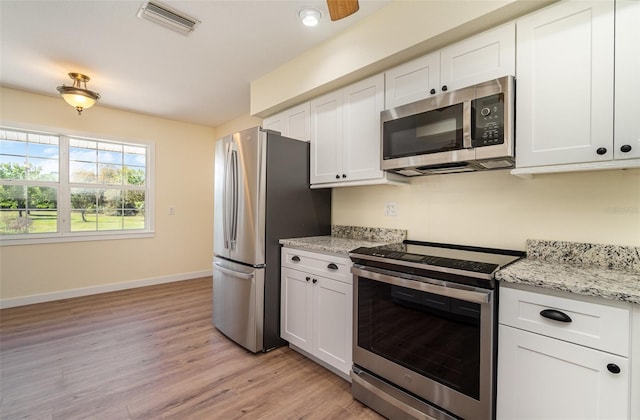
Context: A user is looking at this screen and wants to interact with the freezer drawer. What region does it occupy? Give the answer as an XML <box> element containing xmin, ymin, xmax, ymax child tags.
<box><xmin>212</xmin><ymin>257</ymin><xmax>265</xmax><ymax>352</ymax></box>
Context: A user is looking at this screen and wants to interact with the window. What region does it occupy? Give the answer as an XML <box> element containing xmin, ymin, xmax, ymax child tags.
<box><xmin>0</xmin><ymin>127</ymin><xmax>153</xmax><ymax>244</ymax></box>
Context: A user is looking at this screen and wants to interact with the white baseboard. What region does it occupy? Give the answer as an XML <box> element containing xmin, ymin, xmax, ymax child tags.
<box><xmin>0</xmin><ymin>270</ymin><xmax>213</xmax><ymax>309</ymax></box>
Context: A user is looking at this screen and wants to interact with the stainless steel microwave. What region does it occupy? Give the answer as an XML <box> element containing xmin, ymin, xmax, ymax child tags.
<box><xmin>381</xmin><ymin>75</ymin><xmax>515</xmax><ymax>176</ymax></box>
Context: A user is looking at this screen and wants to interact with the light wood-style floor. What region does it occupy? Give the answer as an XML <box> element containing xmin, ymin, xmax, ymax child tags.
<box><xmin>0</xmin><ymin>277</ymin><xmax>383</xmax><ymax>420</ymax></box>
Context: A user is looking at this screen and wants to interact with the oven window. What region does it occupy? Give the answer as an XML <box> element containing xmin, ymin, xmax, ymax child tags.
<box><xmin>383</xmin><ymin>103</ymin><xmax>464</xmax><ymax>159</ymax></box>
<box><xmin>357</xmin><ymin>277</ymin><xmax>481</xmax><ymax>399</ymax></box>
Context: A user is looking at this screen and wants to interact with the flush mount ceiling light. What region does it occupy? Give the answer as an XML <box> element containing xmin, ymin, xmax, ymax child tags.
<box><xmin>137</xmin><ymin>0</ymin><xmax>200</xmax><ymax>36</ymax></box>
<box><xmin>298</xmin><ymin>7</ymin><xmax>322</xmax><ymax>27</ymax></box>
<box><xmin>56</xmin><ymin>73</ymin><xmax>101</xmax><ymax>115</ymax></box>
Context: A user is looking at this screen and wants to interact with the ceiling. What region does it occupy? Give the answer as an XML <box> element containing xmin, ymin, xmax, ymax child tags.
<box><xmin>0</xmin><ymin>0</ymin><xmax>390</xmax><ymax>128</ymax></box>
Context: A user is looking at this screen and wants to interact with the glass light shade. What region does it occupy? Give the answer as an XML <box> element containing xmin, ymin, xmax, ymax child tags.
<box><xmin>56</xmin><ymin>73</ymin><xmax>101</xmax><ymax>115</ymax></box>
<box><xmin>61</xmin><ymin>91</ymin><xmax>97</xmax><ymax>109</ymax></box>
<box><xmin>298</xmin><ymin>8</ymin><xmax>322</xmax><ymax>27</ymax></box>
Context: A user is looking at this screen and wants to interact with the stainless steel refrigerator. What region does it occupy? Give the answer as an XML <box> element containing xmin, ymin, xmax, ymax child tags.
<box><xmin>213</xmin><ymin>126</ymin><xmax>331</xmax><ymax>353</ymax></box>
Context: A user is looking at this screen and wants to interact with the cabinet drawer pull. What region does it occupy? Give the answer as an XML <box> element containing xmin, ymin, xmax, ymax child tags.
<box><xmin>607</xmin><ymin>363</ymin><xmax>621</xmax><ymax>374</ymax></box>
<box><xmin>291</xmin><ymin>256</ymin><xmax>300</xmax><ymax>262</ymax></box>
<box><xmin>327</xmin><ymin>263</ymin><xmax>339</xmax><ymax>270</ymax></box>
<box><xmin>312</xmin><ymin>278</ymin><xmax>318</xmax><ymax>284</ymax></box>
<box><xmin>540</xmin><ymin>309</ymin><xmax>572</xmax><ymax>323</ymax></box>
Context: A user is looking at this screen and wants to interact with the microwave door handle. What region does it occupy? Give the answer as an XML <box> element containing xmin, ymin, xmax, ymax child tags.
<box><xmin>462</xmin><ymin>100</ymin><xmax>473</xmax><ymax>149</ymax></box>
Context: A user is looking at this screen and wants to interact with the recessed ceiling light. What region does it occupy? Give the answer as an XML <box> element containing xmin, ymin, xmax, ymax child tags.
<box><xmin>298</xmin><ymin>8</ymin><xmax>322</xmax><ymax>27</ymax></box>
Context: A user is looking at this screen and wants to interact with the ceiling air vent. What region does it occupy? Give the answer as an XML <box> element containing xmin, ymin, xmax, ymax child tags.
<box><xmin>137</xmin><ymin>0</ymin><xmax>200</xmax><ymax>36</ymax></box>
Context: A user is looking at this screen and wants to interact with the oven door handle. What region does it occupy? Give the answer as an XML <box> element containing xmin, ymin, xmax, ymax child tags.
<box><xmin>352</xmin><ymin>266</ymin><xmax>491</xmax><ymax>304</ymax></box>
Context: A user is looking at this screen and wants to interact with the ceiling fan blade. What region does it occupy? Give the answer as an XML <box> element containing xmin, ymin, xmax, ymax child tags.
<box><xmin>326</xmin><ymin>0</ymin><xmax>359</xmax><ymax>21</ymax></box>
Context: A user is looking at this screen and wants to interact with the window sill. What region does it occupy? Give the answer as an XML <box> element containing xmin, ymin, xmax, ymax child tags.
<box><xmin>0</xmin><ymin>231</ymin><xmax>155</xmax><ymax>246</ymax></box>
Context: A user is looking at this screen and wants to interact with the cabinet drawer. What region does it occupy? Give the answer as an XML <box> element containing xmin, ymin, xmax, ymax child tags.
<box><xmin>282</xmin><ymin>247</ymin><xmax>352</xmax><ymax>284</ymax></box>
<box><xmin>499</xmin><ymin>286</ymin><xmax>630</xmax><ymax>356</ymax></box>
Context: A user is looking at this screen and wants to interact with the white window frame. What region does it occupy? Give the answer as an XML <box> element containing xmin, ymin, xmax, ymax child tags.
<box><xmin>0</xmin><ymin>126</ymin><xmax>155</xmax><ymax>246</ymax></box>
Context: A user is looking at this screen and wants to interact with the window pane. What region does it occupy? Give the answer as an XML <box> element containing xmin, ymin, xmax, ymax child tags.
<box><xmin>70</xmin><ymin>161</ymin><xmax>97</xmax><ymax>183</ymax></box>
<box><xmin>1</xmin><ymin>130</ymin><xmax>59</xmax><ymax>182</ymax></box>
<box><xmin>124</xmin><ymin>145</ymin><xmax>146</xmax><ymax>166</ymax></box>
<box><xmin>124</xmin><ymin>166</ymin><xmax>145</xmax><ymax>185</ymax></box>
<box><xmin>27</xmin><ymin>157</ymin><xmax>59</xmax><ymax>181</ymax></box>
<box><xmin>123</xmin><ymin>190</ymin><xmax>145</xmax><ymax>229</ymax></box>
<box><xmin>98</xmin><ymin>164</ymin><xmax>122</xmax><ymax>184</ymax></box>
<box><xmin>70</xmin><ymin>188</ymin><xmax>98</xmax><ymax>232</ymax></box>
<box><xmin>0</xmin><ymin>185</ymin><xmax>57</xmax><ymax>234</ymax></box>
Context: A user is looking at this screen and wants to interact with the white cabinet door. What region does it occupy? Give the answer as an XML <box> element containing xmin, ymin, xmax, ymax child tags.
<box><xmin>280</xmin><ymin>267</ymin><xmax>312</xmax><ymax>353</ymax></box>
<box><xmin>515</xmin><ymin>0</ymin><xmax>615</xmax><ymax>168</ymax></box>
<box><xmin>313</xmin><ymin>276</ymin><xmax>353</xmax><ymax>376</ymax></box>
<box><xmin>614</xmin><ymin>0</ymin><xmax>640</xmax><ymax>160</ymax></box>
<box><xmin>263</xmin><ymin>102</ymin><xmax>310</xmax><ymax>142</ymax></box>
<box><xmin>497</xmin><ymin>324</ymin><xmax>630</xmax><ymax>420</ymax></box>
<box><xmin>342</xmin><ymin>74</ymin><xmax>385</xmax><ymax>182</ymax></box>
<box><xmin>310</xmin><ymin>90</ymin><xmax>343</xmax><ymax>184</ymax></box>
<box><xmin>384</xmin><ymin>52</ymin><xmax>440</xmax><ymax>109</ymax></box>
<box><xmin>262</xmin><ymin>113</ymin><xmax>284</xmax><ymax>135</ymax></box>
<box><xmin>440</xmin><ymin>22</ymin><xmax>515</xmax><ymax>92</ymax></box>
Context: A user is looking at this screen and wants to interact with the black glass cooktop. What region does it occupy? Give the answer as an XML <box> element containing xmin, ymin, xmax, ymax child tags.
<box><xmin>350</xmin><ymin>240</ymin><xmax>524</xmax><ymax>276</ymax></box>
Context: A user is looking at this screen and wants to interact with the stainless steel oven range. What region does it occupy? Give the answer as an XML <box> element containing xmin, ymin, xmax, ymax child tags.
<box><xmin>349</xmin><ymin>240</ymin><xmax>523</xmax><ymax>420</ymax></box>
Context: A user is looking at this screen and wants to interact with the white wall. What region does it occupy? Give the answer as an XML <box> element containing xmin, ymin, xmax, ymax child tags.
<box><xmin>0</xmin><ymin>88</ymin><xmax>216</xmax><ymax>306</ymax></box>
<box><xmin>332</xmin><ymin>168</ymin><xmax>640</xmax><ymax>249</ymax></box>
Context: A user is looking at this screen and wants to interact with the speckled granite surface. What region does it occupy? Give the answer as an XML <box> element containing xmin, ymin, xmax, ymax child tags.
<box><xmin>497</xmin><ymin>239</ymin><xmax>640</xmax><ymax>304</ymax></box>
<box><xmin>280</xmin><ymin>225</ymin><xmax>406</xmax><ymax>256</ymax></box>
<box><xmin>331</xmin><ymin>225</ymin><xmax>406</xmax><ymax>243</ymax></box>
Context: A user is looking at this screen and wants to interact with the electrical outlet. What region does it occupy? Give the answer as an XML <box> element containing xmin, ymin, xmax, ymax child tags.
<box><xmin>169</xmin><ymin>207</ymin><xmax>176</xmax><ymax>216</ymax></box>
<box><xmin>384</xmin><ymin>202</ymin><xmax>397</xmax><ymax>217</ymax></box>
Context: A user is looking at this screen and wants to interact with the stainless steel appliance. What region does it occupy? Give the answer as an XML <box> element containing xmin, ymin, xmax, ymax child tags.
<box><xmin>349</xmin><ymin>240</ymin><xmax>524</xmax><ymax>419</ymax></box>
<box><xmin>381</xmin><ymin>75</ymin><xmax>515</xmax><ymax>176</ymax></box>
<box><xmin>213</xmin><ymin>127</ymin><xmax>331</xmax><ymax>353</ymax></box>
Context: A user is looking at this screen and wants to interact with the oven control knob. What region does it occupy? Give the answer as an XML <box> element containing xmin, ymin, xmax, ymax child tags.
<box><xmin>481</xmin><ymin>107</ymin><xmax>491</xmax><ymax>117</ymax></box>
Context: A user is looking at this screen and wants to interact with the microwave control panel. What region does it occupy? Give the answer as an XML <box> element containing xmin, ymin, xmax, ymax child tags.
<box><xmin>471</xmin><ymin>93</ymin><xmax>504</xmax><ymax>147</ymax></box>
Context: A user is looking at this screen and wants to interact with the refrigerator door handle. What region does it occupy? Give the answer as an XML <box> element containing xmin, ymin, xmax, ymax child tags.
<box><xmin>230</xmin><ymin>149</ymin><xmax>239</xmax><ymax>249</ymax></box>
<box><xmin>223</xmin><ymin>141</ymin><xmax>232</xmax><ymax>249</ymax></box>
<box><xmin>213</xmin><ymin>262</ymin><xmax>254</xmax><ymax>280</ymax></box>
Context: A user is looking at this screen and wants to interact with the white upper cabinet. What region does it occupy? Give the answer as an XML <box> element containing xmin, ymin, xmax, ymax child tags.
<box><xmin>384</xmin><ymin>22</ymin><xmax>515</xmax><ymax>109</ymax></box>
<box><xmin>516</xmin><ymin>0</ymin><xmax>614</xmax><ymax>168</ymax></box>
<box><xmin>262</xmin><ymin>102</ymin><xmax>311</xmax><ymax>142</ymax></box>
<box><xmin>614</xmin><ymin>0</ymin><xmax>640</xmax><ymax>161</ymax></box>
<box><xmin>385</xmin><ymin>52</ymin><xmax>440</xmax><ymax>109</ymax></box>
<box><xmin>513</xmin><ymin>0</ymin><xmax>640</xmax><ymax>174</ymax></box>
<box><xmin>310</xmin><ymin>74</ymin><xmax>406</xmax><ymax>188</ymax></box>
<box><xmin>440</xmin><ymin>22</ymin><xmax>516</xmax><ymax>93</ymax></box>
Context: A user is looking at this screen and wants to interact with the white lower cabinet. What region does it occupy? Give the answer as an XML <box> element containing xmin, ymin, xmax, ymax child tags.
<box><xmin>497</xmin><ymin>285</ymin><xmax>632</xmax><ymax>420</ymax></box>
<box><xmin>281</xmin><ymin>248</ymin><xmax>352</xmax><ymax>379</ymax></box>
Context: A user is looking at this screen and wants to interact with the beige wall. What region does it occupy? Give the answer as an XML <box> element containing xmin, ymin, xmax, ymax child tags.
<box><xmin>0</xmin><ymin>87</ymin><xmax>216</xmax><ymax>304</ymax></box>
<box><xmin>332</xmin><ymin>169</ymin><xmax>640</xmax><ymax>249</ymax></box>
<box><xmin>251</xmin><ymin>0</ymin><xmax>553</xmax><ymax>116</ymax></box>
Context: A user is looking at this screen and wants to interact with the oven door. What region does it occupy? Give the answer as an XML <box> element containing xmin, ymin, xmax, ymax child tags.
<box><xmin>352</xmin><ymin>265</ymin><xmax>496</xmax><ymax>420</ymax></box>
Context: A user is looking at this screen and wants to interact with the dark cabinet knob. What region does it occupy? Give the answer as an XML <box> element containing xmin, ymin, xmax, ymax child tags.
<box><xmin>430</xmin><ymin>88</ymin><xmax>436</xmax><ymax>95</ymax></box>
<box><xmin>441</xmin><ymin>85</ymin><xmax>448</xmax><ymax>92</ymax></box>
<box><xmin>342</xmin><ymin>174</ymin><xmax>347</xmax><ymax>178</ymax></box>
<box><xmin>305</xmin><ymin>276</ymin><xmax>310</xmax><ymax>282</ymax></box>
<box><xmin>327</xmin><ymin>263</ymin><xmax>338</xmax><ymax>270</ymax></box>
<box><xmin>620</xmin><ymin>144</ymin><xmax>632</xmax><ymax>153</ymax></box>
<box><xmin>607</xmin><ymin>363</ymin><xmax>621</xmax><ymax>374</ymax></box>
<box><xmin>335</xmin><ymin>174</ymin><xmax>340</xmax><ymax>179</ymax></box>
<box><xmin>596</xmin><ymin>147</ymin><xmax>607</xmax><ymax>155</ymax></box>
<box><xmin>312</xmin><ymin>278</ymin><xmax>318</xmax><ymax>284</ymax></box>
<box><xmin>291</xmin><ymin>256</ymin><xmax>300</xmax><ymax>262</ymax></box>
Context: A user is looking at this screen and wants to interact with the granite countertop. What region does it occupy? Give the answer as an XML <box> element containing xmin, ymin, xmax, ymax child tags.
<box><xmin>279</xmin><ymin>225</ymin><xmax>407</xmax><ymax>257</ymax></box>
<box><xmin>497</xmin><ymin>239</ymin><xmax>640</xmax><ymax>304</ymax></box>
